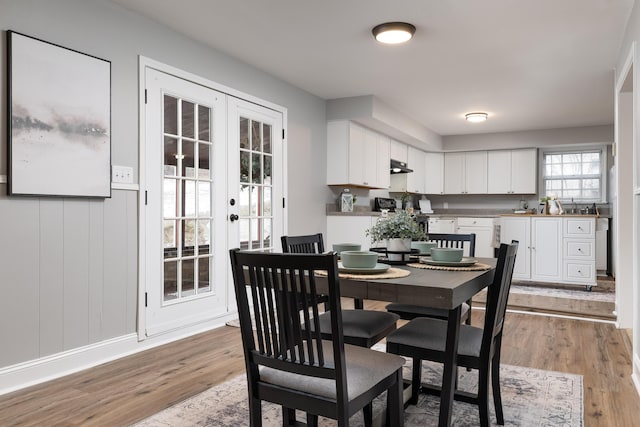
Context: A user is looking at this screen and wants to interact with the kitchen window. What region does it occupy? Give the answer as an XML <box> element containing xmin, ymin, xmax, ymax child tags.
<box><xmin>541</xmin><ymin>147</ymin><xmax>606</xmax><ymax>203</ymax></box>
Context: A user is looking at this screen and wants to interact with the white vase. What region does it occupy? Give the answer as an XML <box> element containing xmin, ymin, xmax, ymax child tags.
<box><xmin>386</xmin><ymin>238</ymin><xmax>412</xmax><ymax>262</ymax></box>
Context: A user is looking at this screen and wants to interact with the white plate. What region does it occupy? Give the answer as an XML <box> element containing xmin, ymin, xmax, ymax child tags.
<box><xmin>338</xmin><ymin>262</ymin><xmax>391</xmax><ymax>274</ymax></box>
<box><xmin>420</xmin><ymin>257</ymin><xmax>477</xmax><ymax>267</ymax></box>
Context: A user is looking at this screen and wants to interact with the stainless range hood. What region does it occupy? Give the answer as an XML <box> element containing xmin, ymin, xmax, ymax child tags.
<box><xmin>390</xmin><ymin>159</ymin><xmax>413</xmax><ymax>174</ymax></box>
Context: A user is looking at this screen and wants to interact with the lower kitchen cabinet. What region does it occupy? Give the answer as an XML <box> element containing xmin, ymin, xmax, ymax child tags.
<box><xmin>456</xmin><ymin>217</ymin><xmax>495</xmax><ymax>258</ymax></box>
<box><xmin>500</xmin><ymin>216</ymin><xmax>596</xmax><ymax>287</ymax></box>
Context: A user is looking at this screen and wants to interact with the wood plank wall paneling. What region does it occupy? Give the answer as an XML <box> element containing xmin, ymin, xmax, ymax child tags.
<box><xmin>0</xmin><ymin>190</ymin><xmax>138</xmax><ymax>369</ymax></box>
<box><xmin>0</xmin><ymin>198</ymin><xmax>40</xmax><ymax>366</ymax></box>
<box><xmin>39</xmin><ymin>200</ymin><xmax>65</xmax><ymax>356</ymax></box>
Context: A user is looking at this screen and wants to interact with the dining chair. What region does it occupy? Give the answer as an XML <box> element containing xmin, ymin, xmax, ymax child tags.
<box><xmin>385</xmin><ymin>241</ymin><xmax>518</xmax><ymax>427</ymax></box>
<box><xmin>229</xmin><ymin>249</ymin><xmax>405</xmax><ymax>427</ymax></box>
<box><xmin>281</xmin><ymin>234</ymin><xmax>400</xmax><ymax>348</ymax></box>
<box><xmin>385</xmin><ymin>232</ymin><xmax>477</xmax><ymax>324</ymax></box>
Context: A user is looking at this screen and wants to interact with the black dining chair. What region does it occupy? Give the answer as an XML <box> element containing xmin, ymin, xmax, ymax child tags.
<box><xmin>229</xmin><ymin>249</ymin><xmax>405</xmax><ymax>427</ymax></box>
<box><xmin>281</xmin><ymin>234</ymin><xmax>400</xmax><ymax>349</ymax></box>
<box><xmin>385</xmin><ymin>241</ymin><xmax>518</xmax><ymax>427</ymax></box>
<box><xmin>386</xmin><ymin>233</ymin><xmax>477</xmax><ymax>324</ymax></box>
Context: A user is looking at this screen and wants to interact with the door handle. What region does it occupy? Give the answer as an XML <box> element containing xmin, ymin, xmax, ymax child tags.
<box><xmin>229</xmin><ymin>214</ymin><xmax>239</xmax><ymax>222</ymax></box>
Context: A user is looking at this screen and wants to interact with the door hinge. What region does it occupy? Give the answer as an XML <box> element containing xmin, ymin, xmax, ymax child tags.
<box><xmin>282</xmin><ymin>129</ymin><xmax>285</xmax><ymax>139</ymax></box>
<box><xmin>145</xmin><ymin>190</ymin><xmax>148</xmax><ymax>205</ymax></box>
<box><xmin>283</xmin><ymin>198</ymin><xmax>286</xmax><ymax>208</ymax></box>
<box><xmin>145</xmin><ymin>292</ymin><xmax>148</xmax><ymax>307</ymax></box>
<box><xmin>144</xmin><ymin>89</ymin><xmax>148</xmax><ymax>104</ymax></box>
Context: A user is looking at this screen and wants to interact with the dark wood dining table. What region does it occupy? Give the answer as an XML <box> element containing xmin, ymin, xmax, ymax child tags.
<box><xmin>325</xmin><ymin>258</ymin><xmax>497</xmax><ymax>427</ymax></box>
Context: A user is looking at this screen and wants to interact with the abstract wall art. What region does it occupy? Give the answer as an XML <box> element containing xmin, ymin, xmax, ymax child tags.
<box><xmin>8</xmin><ymin>31</ymin><xmax>111</xmax><ymax>197</ymax></box>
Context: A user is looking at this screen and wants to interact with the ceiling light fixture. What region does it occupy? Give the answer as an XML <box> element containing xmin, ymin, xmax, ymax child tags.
<box><xmin>465</xmin><ymin>112</ymin><xmax>488</xmax><ymax>123</ymax></box>
<box><xmin>372</xmin><ymin>22</ymin><xmax>416</xmax><ymax>44</ymax></box>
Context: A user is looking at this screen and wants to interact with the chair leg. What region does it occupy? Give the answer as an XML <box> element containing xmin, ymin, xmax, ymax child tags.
<box><xmin>386</xmin><ymin>369</ymin><xmax>404</xmax><ymax>427</ymax></box>
<box><xmin>492</xmin><ymin>345</ymin><xmax>505</xmax><ymax>425</ymax></box>
<box><xmin>362</xmin><ymin>403</ymin><xmax>373</xmax><ymax>427</ymax></box>
<box><xmin>282</xmin><ymin>407</ymin><xmax>295</xmax><ymax>426</ymax></box>
<box><xmin>477</xmin><ymin>367</ymin><xmax>491</xmax><ymax>427</ymax></box>
<box><xmin>411</xmin><ymin>358</ymin><xmax>422</xmax><ymax>405</ymax></box>
<box><xmin>354</xmin><ymin>298</ymin><xmax>364</xmax><ymax>309</ymax></box>
<box><xmin>249</xmin><ymin>397</ymin><xmax>262</xmax><ymax>427</ymax></box>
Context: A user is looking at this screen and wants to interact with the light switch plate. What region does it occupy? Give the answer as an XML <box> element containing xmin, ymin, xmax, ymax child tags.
<box><xmin>112</xmin><ymin>165</ymin><xmax>134</xmax><ymax>184</ymax></box>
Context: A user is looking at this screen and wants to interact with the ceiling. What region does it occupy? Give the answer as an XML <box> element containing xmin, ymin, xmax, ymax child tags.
<box><xmin>113</xmin><ymin>0</ymin><xmax>634</xmax><ymax>136</ymax></box>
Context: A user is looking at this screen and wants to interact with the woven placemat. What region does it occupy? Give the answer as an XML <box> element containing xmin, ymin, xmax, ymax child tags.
<box><xmin>314</xmin><ymin>267</ymin><xmax>410</xmax><ymax>279</ymax></box>
<box><xmin>406</xmin><ymin>262</ymin><xmax>493</xmax><ymax>272</ymax></box>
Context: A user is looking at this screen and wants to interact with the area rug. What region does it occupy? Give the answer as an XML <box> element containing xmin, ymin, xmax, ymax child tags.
<box><xmin>133</xmin><ymin>348</ymin><xmax>583</xmax><ymax>427</ymax></box>
<box><xmin>509</xmin><ymin>282</ymin><xmax>615</xmax><ymax>303</ymax></box>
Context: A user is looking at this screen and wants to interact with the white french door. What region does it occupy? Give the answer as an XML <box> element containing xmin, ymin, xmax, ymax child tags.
<box><xmin>142</xmin><ymin>66</ymin><xmax>284</xmax><ymax>337</ymax></box>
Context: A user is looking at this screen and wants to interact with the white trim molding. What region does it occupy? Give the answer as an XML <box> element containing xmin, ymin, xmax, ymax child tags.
<box><xmin>111</xmin><ymin>182</ymin><xmax>140</xmax><ymax>191</ymax></box>
<box><xmin>0</xmin><ymin>314</ymin><xmax>236</xmax><ymax>396</ymax></box>
<box><xmin>633</xmin><ymin>353</ymin><xmax>640</xmax><ymax>398</ymax></box>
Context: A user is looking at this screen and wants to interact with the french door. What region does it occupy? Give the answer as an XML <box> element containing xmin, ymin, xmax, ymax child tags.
<box><xmin>143</xmin><ymin>67</ymin><xmax>284</xmax><ymax>337</ymax></box>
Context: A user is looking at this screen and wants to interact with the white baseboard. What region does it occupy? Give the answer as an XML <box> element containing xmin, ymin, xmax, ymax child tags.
<box><xmin>0</xmin><ymin>313</ymin><xmax>236</xmax><ymax>396</ymax></box>
<box><xmin>633</xmin><ymin>353</ymin><xmax>640</xmax><ymax>398</ymax></box>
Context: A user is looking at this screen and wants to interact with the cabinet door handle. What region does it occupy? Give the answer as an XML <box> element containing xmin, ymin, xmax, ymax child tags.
<box><xmin>578</xmin><ymin>226</ymin><xmax>583</xmax><ymax>230</ymax></box>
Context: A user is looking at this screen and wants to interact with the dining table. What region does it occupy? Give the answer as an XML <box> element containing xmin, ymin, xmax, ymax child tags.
<box><xmin>320</xmin><ymin>257</ymin><xmax>497</xmax><ymax>427</ymax></box>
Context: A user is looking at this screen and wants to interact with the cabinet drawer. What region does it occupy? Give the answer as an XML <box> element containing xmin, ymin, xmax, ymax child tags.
<box><xmin>563</xmin><ymin>239</ymin><xmax>595</xmax><ymax>259</ymax></box>
<box><xmin>564</xmin><ymin>261</ymin><xmax>595</xmax><ymax>283</ymax></box>
<box><xmin>457</xmin><ymin>217</ymin><xmax>495</xmax><ymax>227</ymax></box>
<box><xmin>564</xmin><ymin>218</ymin><xmax>595</xmax><ymax>238</ymax></box>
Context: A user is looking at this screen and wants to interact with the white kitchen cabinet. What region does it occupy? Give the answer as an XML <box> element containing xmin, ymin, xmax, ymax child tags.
<box><xmin>389</xmin><ymin>146</ymin><xmax>426</xmax><ymax>194</ymax></box>
<box><xmin>390</xmin><ymin>139</ymin><xmax>408</xmax><ymax>163</ymax></box>
<box><xmin>326</xmin><ymin>120</ymin><xmax>389</xmax><ymax>189</ymax></box>
<box><xmin>499</xmin><ymin>216</ymin><xmax>531</xmax><ymax>279</ymax></box>
<box><xmin>376</xmin><ymin>133</ymin><xmax>391</xmax><ymax>189</ymax></box>
<box><xmin>326</xmin><ymin>215</ymin><xmax>375</xmax><ymax>251</ymax></box>
<box><xmin>444</xmin><ymin>151</ymin><xmax>488</xmax><ymax>194</ymax></box>
<box><xmin>487</xmin><ymin>149</ymin><xmax>537</xmax><ymax>194</ymax></box>
<box><xmin>427</xmin><ymin>217</ymin><xmax>457</xmax><ymax>233</ymax></box>
<box><xmin>500</xmin><ymin>215</ymin><xmax>595</xmax><ymax>287</ymax></box>
<box><xmin>531</xmin><ymin>217</ymin><xmax>562</xmax><ymax>282</ymax></box>
<box><xmin>424</xmin><ymin>152</ymin><xmax>444</xmax><ymax>195</ymax></box>
<box><xmin>457</xmin><ymin>217</ymin><xmax>495</xmax><ymax>258</ymax></box>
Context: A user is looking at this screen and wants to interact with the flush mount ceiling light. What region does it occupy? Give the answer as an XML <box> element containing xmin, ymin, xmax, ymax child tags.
<box><xmin>465</xmin><ymin>112</ymin><xmax>488</xmax><ymax>123</ymax></box>
<box><xmin>372</xmin><ymin>22</ymin><xmax>416</xmax><ymax>44</ymax></box>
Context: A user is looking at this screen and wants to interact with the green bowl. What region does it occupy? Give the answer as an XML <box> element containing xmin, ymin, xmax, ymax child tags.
<box><xmin>411</xmin><ymin>241</ymin><xmax>438</xmax><ymax>255</ymax></box>
<box><xmin>430</xmin><ymin>248</ymin><xmax>464</xmax><ymax>262</ymax></box>
<box><xmin>340</xmin><ymin>251</ymin><xmax>378</xmax><ymax>268</ymax></box>
<box><xmin>332</xmin><ymin>243</ymin><xmax>361</xmax><ymax>254</ymax></box>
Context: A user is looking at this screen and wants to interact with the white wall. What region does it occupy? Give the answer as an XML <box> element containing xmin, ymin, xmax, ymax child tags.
<box><xmin>0</xmin><ymin>0</ymin><xmax>329</xmax><ymax>384</ymax></box>
<box><xmin>614</xmin><ymin>0</ymin><xmax>640</xmax><ymax>397</ymax></box>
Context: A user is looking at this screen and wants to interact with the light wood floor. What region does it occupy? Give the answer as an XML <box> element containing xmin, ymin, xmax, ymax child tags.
<box><xmin>0</xmin><ymin>300</ymin><xmax>637</xmax><ymax>426</ymax></box>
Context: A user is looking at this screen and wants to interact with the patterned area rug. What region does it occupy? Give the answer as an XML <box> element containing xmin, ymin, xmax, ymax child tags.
<box><xmin>509</xmin><ymin>282</ymin><xmax>615</xmax><ymax>303</ymax></box>
<box><xmin>133</xmin><ymin>347</ymin><xmax>583</xmax><ymax>427</ymax></box>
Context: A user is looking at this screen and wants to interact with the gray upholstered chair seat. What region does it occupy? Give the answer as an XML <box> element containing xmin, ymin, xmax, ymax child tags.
<box><xmin>386</xmin><ymin>317</ymin><xmax>483</xmax><ymax>359</ymax></box>
<box><xmin>385</xmin><ymin>302</ymin><xmax>470</xmax><ymax>322</ymax></box>
<box><xmin>305</xmin><ymin>310</ymin><xmax>400</xmax><ymax>348</ymax></box>
<box><xmin>260</xmin><ymin>340</ymin><xmax>405</xmax><ymax>400</ymax></box>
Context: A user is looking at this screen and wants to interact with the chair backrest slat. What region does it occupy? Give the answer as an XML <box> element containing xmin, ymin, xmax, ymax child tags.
<box><xmin>281</xmin><ymin>233</ymin><xmax>325</xmax><ymax>254</ymax></box>
<box><xmin>229</xmin><ymin>249</ymin><xmax>344</xmax><ymax>383</ymax></box>
<box><xmin>480</xmin><ymin>241</ymin><xmax>518</xmax><ymax>358</ymax></box>
<box><xmin>426</xmin><ymin>233</ymin><xmax>477</xmax><ymax>257</ymax></box>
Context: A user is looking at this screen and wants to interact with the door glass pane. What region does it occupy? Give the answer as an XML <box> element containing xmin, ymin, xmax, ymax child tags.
<box><xmin>250</xmin><ymin>185</ymin><xmax>258</xmax><ymax>216</ymax></box>
<box><xmin>182</xmin><ymin>259</ymin><xmax>195</xmax><ymax>296</ymax></box>
<box><xmin>182</xmin><ymin>100</ymin><xmax>195</xmax><ymax>138</ymax></box>
<box><xmin>183</xmin><ymin>181</ymin><xmax>196</xmax><ymax>217</ymax></box>
<box><xmin>250</xmin><ymin>218</ymin><xmax>259</xmax><ymax>249</ymax></box>
<box><xmin>262</xmin><ymin>218</ymin><xmax>272</xmax><ymax>248</ymax></box>
<box><xmin>240</xmin><ymin>118</ymin><xmax>249</xmax><ymax>149</ymax></box>
<box><xmin>239</xmin><ymin>218</ymin><xmax>250</xmax><ymax>250</ymax></box>
<box><xmin>164</xmin><ymin>261</ymin><xmax>178</xmax><ymax>301</ymax></box>
<box><xmin>251</xmin><ymin>120</ymin><xmax>261</xmax><ymax>151</ymax></box>
<box><xmin>198</xmin><ymin>182</ymin><xmax>211</xmax><ymax>216</ymax></box>
<box><xmin>198</xmin><ymin>219</ymin><xmax>211</xmax><ymax>247</ymax></box>
<box><xmin>240</xmin><ymin>151</ymin><xmax>250</xmax><ymax>183</ymax></box>
<box><xmin>164</xmin><ymin>137</ymin><xmax>178</xmax><ymax>174</ymax></box>
<box><xmin>182</xmin><ymin>140</ymin><xmax>195</xmax><ymax>178</ymax></box>
<box><xmin>183</xmin><ymin>219</ymin><xmax>196</xmax><ymax>256</ymax></box>
<box><xmin>163</xmin><ymin>220</ymin><xmax>176</xmax><ymax>253</ymax></box>
<box><xmin>163</xmin><ymin>179</ymin><xmax>177</xmax><ymax>218</ymax></box>
<box><xmin>252</xmin><ymin>153</ymin><xmax>261</xmax><ymax>184</ymax></box>
<box><xmin>264</xmin><ymin>155</ymin><xmax>272</xmax><ymax>183</ymax></box>
<box><xmin>164</xmin><ymin>95</ymin><xmax>178</xmax><ymax>135</ymax></box>
<box><xmin>263</xmin><ymin>186</ymin><xmax>272</xmax><ymax>216</ymax></box>
<box><xmin>199</xmin><ymin>143</ymin><xmax>210</xmax><ymax>178</ymax></box>
<box><xmin>263</xmin><ymin>123</ymin><xmax>271</xmax><ymax>153</ymax></box>
<box><xmin>198</xmin><ymin>105</ymin><xmax>210</xmax><ymax>141</ymax></box>
<box><xmin>198</xmin><ymin>256</ymin><xmax>211</xmax><ymax>292</ymax></box>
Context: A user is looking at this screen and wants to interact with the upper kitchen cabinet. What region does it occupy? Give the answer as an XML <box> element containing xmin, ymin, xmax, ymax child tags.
<box><xmin>424</xmin><ymin>152</ymin><xmax>444</xmax><ymax>195</ymax></box>
<box><xmin>444</xmin><ymin>151</ymin><xmax>488</xmax><ymax>194</ymax></box>
<box><xmin>389</xmin><ymin>146</ymin><xmax>425</xmax><ymax>193</ymax></box>
<box><xmin>326</xmin><ymin>120</ymin><xmax>390</xmax><ymax>189</ymax></box>
<box><xmin>487</xmin><ymin>149</ymin><xmax>537</xmax><ymax>194</ymax></box>
<box><xmin>390</xmin><ymin>139</ymin><xmax>408</xmax><ymax>163</ymax></box>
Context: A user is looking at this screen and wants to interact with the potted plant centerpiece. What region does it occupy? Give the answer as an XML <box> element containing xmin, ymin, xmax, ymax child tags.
<box><xmin>366</xmin><ymin>210</ymin><xmax>426</xmax><ymax>261</ymax></box>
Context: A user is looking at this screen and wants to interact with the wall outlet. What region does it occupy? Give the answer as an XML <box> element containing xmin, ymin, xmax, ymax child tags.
<box><xmin>112</xmin><ymin>165</ymin><xmax>134</xmax><ymax>184</ymax></box>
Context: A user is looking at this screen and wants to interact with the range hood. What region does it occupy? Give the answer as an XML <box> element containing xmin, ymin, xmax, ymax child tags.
<box><xmin>390</xmin><ymin>159</ymin><xmax>413</xmax><ymax>174</ymax></box>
